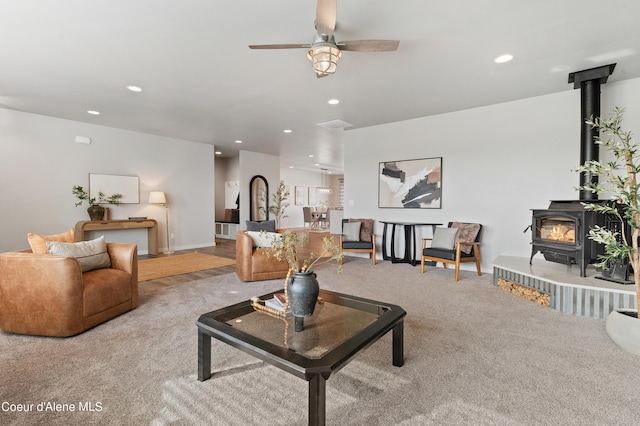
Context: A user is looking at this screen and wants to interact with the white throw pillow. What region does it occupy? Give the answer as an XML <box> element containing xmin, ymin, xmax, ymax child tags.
<box><xmin>430</xmin><ymin>227</ymin><xmax>458</xmax><ymax>250</ymax></box>
<box><xmin>342</xmin><ymin>221</ymin><xmax>362</xmax><ymax>242</ymax></box>
<box><xmin>46</xmin><ymin>236</ymin><xmax>111</xmax><ymax>272</ymax></box>
<box><xmin>246</xmin><ymin>231</ymin><xmax>282</xmax><ymax>248</ymax></box>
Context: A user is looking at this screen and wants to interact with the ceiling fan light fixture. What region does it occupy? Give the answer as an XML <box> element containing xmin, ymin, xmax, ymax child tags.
<box><xmin>307</xmin><ymin>44</ymin><xmax>342</xmax><ymax>75</ymax></box>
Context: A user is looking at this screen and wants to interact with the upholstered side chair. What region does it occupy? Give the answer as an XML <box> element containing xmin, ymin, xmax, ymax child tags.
<box><xmin>420</xmin><ymin>222</ymin><xmax>482</xmax><ymax>281</ymax></box>
<box><xmin>340</xmin><ymin>218</ymin><xmax>376</xmax><ymax>265</ymax></box>
<box><xmin>303</xmin><ymin>207</ymin><xmax>319</xmax><ymax>229</ymax></box>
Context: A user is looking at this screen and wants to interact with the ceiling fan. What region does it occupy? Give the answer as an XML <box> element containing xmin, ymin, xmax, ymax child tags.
<box><xmin>248</xmin><ymin>0</ymin><xmax>399</xmax><ymax>78</ymax></box>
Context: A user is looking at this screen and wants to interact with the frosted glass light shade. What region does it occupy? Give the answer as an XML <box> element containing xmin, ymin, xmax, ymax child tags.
<box><xmin>307</xmin><ymin>45</ymin><xmax>341</xmax><ymax>74</ymax></box>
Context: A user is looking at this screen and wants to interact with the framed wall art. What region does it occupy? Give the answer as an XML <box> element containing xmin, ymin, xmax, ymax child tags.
<box><xmin>89</xmin><ymin>173</ymin><xmax>140</xmax><ymax>204</ymax></box>
<box><xmin>295</xmin><ymin>186</ymin><xmax>305</xmax><ymax>205</ymax></box>
<box><xmin>378</xmin><ymin>157</ymin><xmax>442</xmax><ymax>209</ymax></box>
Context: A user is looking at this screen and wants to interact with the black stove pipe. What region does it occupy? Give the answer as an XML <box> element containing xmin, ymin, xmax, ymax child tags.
<box><xmin>579</xmin><ymin>79</ymin><xmax>601</xmax><ymax>200</ymax></box>
<box><xmin>568</xmin><ymin>64</ymin><xmax>616</xmax><ymax>201</ymax></box>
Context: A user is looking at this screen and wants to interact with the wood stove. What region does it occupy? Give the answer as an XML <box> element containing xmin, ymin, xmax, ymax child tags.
<box><xmin>528</xmin><ymin>64</ymin><xmax>617</xmax><ymax>277</ymax></box>
<box><xmin>530</xmin><ymin>200</ymin><xmax>605</xmax><ymax>277</ymax></box>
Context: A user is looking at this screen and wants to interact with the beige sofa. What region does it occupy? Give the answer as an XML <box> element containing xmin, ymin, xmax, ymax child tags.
<box><xmin>0</xmin><ymin>243</ymin><xmax>138</xmax><ymax>337</ymax></box>
<box><xmin>235</xmin><ymin>231</ymin><xmax>289</xmax><ymax>282</ymax></box>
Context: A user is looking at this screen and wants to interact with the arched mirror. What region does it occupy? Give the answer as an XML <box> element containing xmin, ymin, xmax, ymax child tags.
<box><xmin>249</xmin><ymin>175</ymin><xmax>269</xmax><ymax>222</ymax></box>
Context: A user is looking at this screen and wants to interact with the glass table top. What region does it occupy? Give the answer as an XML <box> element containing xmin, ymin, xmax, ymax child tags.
<box><xmin>197</xmin><ymin>290</ymin><xmax>404</xmax><ymax>363</ymax></box>
<box><xmin>228</xmin><ymin>299</ymin><xmax>380</xmax><ymax>359</ymax></box>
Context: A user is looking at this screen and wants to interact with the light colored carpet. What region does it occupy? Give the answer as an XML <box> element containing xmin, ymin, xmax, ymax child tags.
<box><xmin>138</xmin><ymin>251</ymin><xmax>235</xmax><ymax>281</ymax></box>
<box><xmin>2</xmin><ymin>260</ymin><xmax>640</xmax><ymax>425</ymax></box>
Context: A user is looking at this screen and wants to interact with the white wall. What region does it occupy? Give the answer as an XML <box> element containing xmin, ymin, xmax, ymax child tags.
<box><xmin>327</xmin><ymin>174</ymin><xmax>343</xmax><ymax>207</ymax></box>
<box><xmin>4</xmin><ymin>77</ymin><xmax>639</xmax><ymax>260</ymax></box>
<box><xmin>343</xmin><ymin>76</ymin><xmax>640</xmax><ymax>272</ymax></box>
<box><xmin>279</xmin><ymin>168</ymin><xmax>332</xmax><ymax>228</ymax></box>
<box><xmin>0</xmin><ymin>109</ymin><xmax>215</xmax><ymax>253</ymax></box>
<box><xmin>238</xmin><ymin>150</ymin><xmax>280</xmax><ymax>228</ymax></box>
<box><xmin>214</xmin><ymin>156</ymin><xmax>228</xmax><ymax>221</ymax></box>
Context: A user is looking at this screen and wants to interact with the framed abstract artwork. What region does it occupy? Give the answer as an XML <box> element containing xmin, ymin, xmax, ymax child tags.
<box><xmin>378</xmin><ymin>157</ymin><xmax>442</xmax><ymax>209</ymax></box>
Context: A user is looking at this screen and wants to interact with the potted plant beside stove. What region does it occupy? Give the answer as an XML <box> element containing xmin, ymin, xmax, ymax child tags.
<box><xmin>576</xmin><ymin>106</ymin><xmax>640</xmax><ymax>355</ymax></box>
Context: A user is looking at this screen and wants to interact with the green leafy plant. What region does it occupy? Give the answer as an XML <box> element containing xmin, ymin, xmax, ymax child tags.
<box><xmin>259</xmin><ymin>180</ymin><xmax>290</xmax><ymax>229</ymax></box>
<box><xmin>262</xmin><ymin>229</ymin><xmax>343</xmax><ymax>273</ymax></box>
<box><xmin>575</xmin><ymin>106</ymin><xmax>640</xmax><ymax>310</ymax></box>
<box><xmin>72</xmin><ymin>185</ymin><xmax>122</xmax><ymax>207</ymax></box>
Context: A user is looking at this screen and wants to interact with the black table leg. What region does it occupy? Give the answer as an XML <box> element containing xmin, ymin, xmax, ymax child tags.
<box><xmin>390</xmin><ymin>224</ymin><xmax>397</xmax><ymax>260</ymax></box>
<box><xmin>410</xmin><ymin>225</ymin><xmax>417</xmax><ymax>265</ymax></box>
<box><xmin>383</xmin><ymin>223</ymin><xmax>441</xmax><ymax>265</ymax></box>
<box><xmin>392</xmin><ymin>320</ymin><xmax>404</xmax><ymax>367</ymax></box>
<box><xmin>402</xmin><ymin>224</ymin><xmax>417</xmax><ymax>265</ymax></box>
<box><xmin>198</xmin><ymin>329</ymin><xmax>211</xmax><ymax>381</ymax></box>
<box><xmin>309</xmin><ymin>374</ymin><xmax>326</xmax><ymax>426</ymax></box>
<box><xmin>402</xmin><ymin>224</ymin><xmax>410</xmax><ymax>263</ymax></box>
<box><xmin>397</xmin><ymin>225</ymin><xmax>417</xmax><ymax>266</ymax></box>
<box><xmin>382</xmin><ymin>222</ymin><xmax>389</xmax><ymax>260</ymax></box>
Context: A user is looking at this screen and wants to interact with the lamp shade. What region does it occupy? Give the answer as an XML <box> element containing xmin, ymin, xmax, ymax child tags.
<box><xmin>148</xmin><ymin>191</ymin><xmax>167</xmax><ymax>204</ymax></box>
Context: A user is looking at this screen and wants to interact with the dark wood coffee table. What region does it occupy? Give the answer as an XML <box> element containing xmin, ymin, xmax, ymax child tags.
<box><xmin>196</xmin><ymin>289</ymin><xmax>406</xmax><ymax>426</ymax></box>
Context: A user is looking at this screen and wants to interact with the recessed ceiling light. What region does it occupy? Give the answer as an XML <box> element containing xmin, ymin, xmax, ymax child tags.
<box><xmin>283</xmin><ymin>129</ymin><xmax>292</xmax><ymax>133</ymax></box>
<box><xmin>87</xmin><ymin>110</ymin><xmax>100</xmax><ymax>115</ymax></box>
<box><xmin>215</xmin><ymin>151</ymin><xmax>222</xmax><ymax>155</ymax></box>
<box><xmin>315</xmin><ymin>163</ymin><xmax>320</xmax><ymax>166</ymax></box>
<box><xmin>289</xmin><ymin>166</ymin><xmax>294</xmax><ymax>169</ymax></box>
<box><xmin>550</xmin><ymin>64</ymin><xmax>572</xmax><ymax>73</ymax></box>
<box><xmin>126</xmin><ymin>85</ymin><xmax>142</xmax><ymax>92</ymax></box>
<box><xmin>308</xmin><ymin>154</ymin><xmax>314</xmax><ymax>158</ymax></box>
<box><xmin>494</xmin><ymin>54</ymin><xmax>514</xmax><ymax>64</ymax></box>
<box><xmin>235</xmin><ymin>140</ymin><xmax>242</xmax><ymax>144</ymax></box>
<box><xmin>328</xmin><ymin>99</ymin><xmax>340</xmax><ymax>105</ymax></box>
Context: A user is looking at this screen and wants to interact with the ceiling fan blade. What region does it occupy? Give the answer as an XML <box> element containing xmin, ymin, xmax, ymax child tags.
<box><xmin>248</xmin><ymin>44</ymin><xmax>310</xmax><ymax>49</ymax></box>
<box><xmin>316</xmin><ymin>0</ymin><xmax>337</xmax><ymax>37</ymax></box>
<box><xmin>338</xmin><ymin>40</ymin><xmax>400</xmax><ymax>52</ymax></box>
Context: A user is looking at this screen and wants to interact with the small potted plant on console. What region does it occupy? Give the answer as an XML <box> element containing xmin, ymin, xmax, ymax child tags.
<box><xmin>72</xmin><ymin>185</ymin><xmax>122</xmax><ymax>221</ymax></box>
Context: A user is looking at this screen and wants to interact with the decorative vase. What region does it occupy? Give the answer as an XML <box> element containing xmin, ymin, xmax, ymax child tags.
<box><xmin>288</xmin><ymin>270</ymin><xmax>319</xmax><ymax>331</ymax></box>
<box><xmin>87</xmin><ymin>205</ymin><xmax>105</xmax><ymax>221</ymax></box>
<box><xmin>606</xmin><ymin>309</ymin><xmax>640</xmax><ymax>356</ymax></box>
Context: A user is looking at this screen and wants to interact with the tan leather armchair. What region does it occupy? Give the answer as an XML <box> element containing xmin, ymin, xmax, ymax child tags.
<box><xmin>0</xmin><ymin>243</ymin><xmax>138</xmax><ymax>337</ymax></box>
<box><xmin>236</xmin><ymin>231</ymin><xmax>289</xmax><ymax>282</ymax></box>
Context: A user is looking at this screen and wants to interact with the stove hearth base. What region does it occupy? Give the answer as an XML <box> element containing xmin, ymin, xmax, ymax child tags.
<box><xmin>493</xmin><ymin>255</ymin><xmax>636</xmax><ymax>319</ymax></box>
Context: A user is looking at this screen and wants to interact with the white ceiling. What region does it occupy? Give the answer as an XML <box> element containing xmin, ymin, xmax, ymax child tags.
<box><xmin>1</xmin><ymin>1</ymin><xmax>640</xmax><ymax>173</ymax></box>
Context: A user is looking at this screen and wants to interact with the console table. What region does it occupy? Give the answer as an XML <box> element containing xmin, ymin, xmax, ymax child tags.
<box><xmin>75</xmin><ymin>219</ymin><xmax>159</xmax><ymax>255</ymax></box>
<box><xmin>380</xmin><ymin>221</ymin><xmax>441</xmax><ymax>266</ymax></box>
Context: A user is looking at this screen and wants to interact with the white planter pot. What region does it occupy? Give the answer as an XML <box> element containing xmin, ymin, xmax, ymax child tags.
<box><xmin>606</xmin><ymin>309</ymin><xmax>640</xmax><ymax>356</ymax></box>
